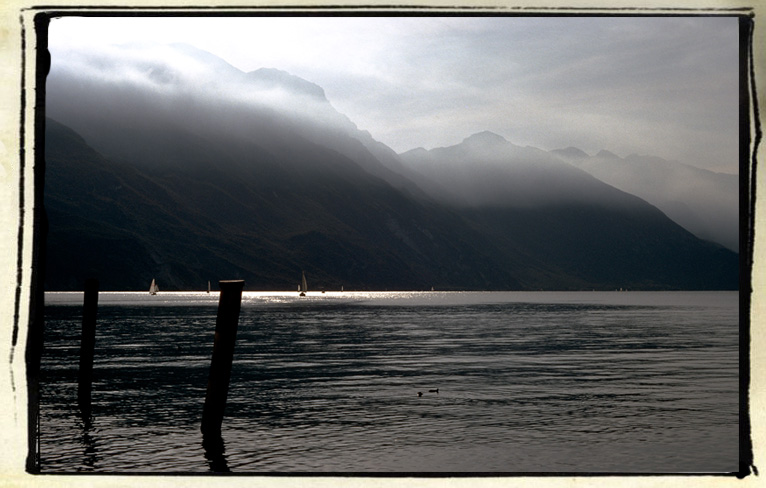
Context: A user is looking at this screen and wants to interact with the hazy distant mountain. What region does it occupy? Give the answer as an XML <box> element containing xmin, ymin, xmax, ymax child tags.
<box><xmin>43</xmin><ymin>43</ymin><xmax>738</xmax><ymax>291</ymax></box>
<box><xmin>551</xmin><ymin>147</ymin><xmax>738</xmax><ymax>251</ymax></box>
<box><xmin>399</xmin><ymin>132</ymin><xmax>737</xmax><ymax>290</ymax></box>
<box><xmin>401</xmin><ymin>131</ymin><xmax>647</xmax><ymax>209</ymax></box>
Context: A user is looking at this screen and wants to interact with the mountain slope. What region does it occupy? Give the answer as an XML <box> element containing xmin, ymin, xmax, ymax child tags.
<box><xmin>401</xmin><ymin>131</ymin><xmax>649</xmax><ymax>209</ymax></box>
<box><xmin>400</xmin><ymin>132</ymin><xmax>738</xmax><ymax>290</ymax></box>
<box><xmin>43</xmin><ymin>43</ymin><xmax>738</xmax><ymax>291</ymax></box>
<box><xmin>45</xmin><ymin>118</ymin><xmax>534</xmax><ymax>291</ymax></box>
<box><xmin>551</xmin><ymin>147</ymin><xmax>738</xmax><ymax>251</ymax></box>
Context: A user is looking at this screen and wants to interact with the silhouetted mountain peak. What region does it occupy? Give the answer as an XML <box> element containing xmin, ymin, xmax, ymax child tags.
<box><xmin>400</xmin><ymin>147</ymin><xmax>429</xmax><ymax>158</ymax></box>
<box><xmin>596</xmin><ymin>149</ymin><xmax>620</xmax><ymax>159</ymax></box>
<box><xmin>246</xmin><ymin>67</ymin><xmax>327</xmax><ymax>100</ymax></box>
<box><xmin>462</xmin><ymin>131</ymin><xmax>508</xmax><ymax>147</ymax></box>
<box><xmin>552</xmin><ymin>147</ymin><xmax>590</xmax><ymax>159</ymax></box>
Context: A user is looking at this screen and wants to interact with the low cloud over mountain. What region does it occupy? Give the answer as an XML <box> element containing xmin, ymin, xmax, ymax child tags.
<box><xmin>44</xmin><ymin>43</ymin><xmax>738</xmax><ymax>291</ymax></box>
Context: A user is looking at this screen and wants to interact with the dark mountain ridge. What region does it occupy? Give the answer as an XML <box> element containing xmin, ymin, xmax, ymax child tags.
<box><xmin>551</xmin><ymin>146</ymin><xmax>738</xmax><ymax>251</ymax></box>
<box><xmin>399</xmin><ymin>132</ymin><xmax>737</xmax><ymax>290</ymax></box>
<box><xmin>43</xmin><ymin>43</ymin><xmax>738</xmax><ymax>291</ymax></box>
<box><xmin>45</xmin><ymin>118</ymin><xmax>521</xmax><ymax>291</ymax></box>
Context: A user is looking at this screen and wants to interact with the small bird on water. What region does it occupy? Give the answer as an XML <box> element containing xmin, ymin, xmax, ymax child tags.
<box><xmin>417</xmin><ymin>392</ymin><xmax>423</xmax><ymax>397</ymax></box>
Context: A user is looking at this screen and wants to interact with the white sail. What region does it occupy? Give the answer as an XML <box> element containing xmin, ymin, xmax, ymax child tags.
<box><xmin>150</xmin><ymin>279</ymin><xmax>158</xmax><ymax>295</ymax></box>
<box><xmin>207</xmin><ymin>281</ymin><xmax>211</xmax><ymax>293</ymax></box>
<box><xmin>300</xmin><ymin>271</ymin><xmax>307</xmax><ymax>296</ymax></box>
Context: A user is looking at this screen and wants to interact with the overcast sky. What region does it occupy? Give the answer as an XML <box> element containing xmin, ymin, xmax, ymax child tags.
<box><xmin>49</xmin><ymin>15</ymin><xmax>740</xmax><ymax>174</ymax></box>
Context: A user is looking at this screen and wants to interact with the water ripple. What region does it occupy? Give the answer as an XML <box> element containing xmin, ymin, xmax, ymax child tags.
<box><xmin>40</xmin><ymin>291</ymin><xmax>739</xmax><ymax>473</ymax></box>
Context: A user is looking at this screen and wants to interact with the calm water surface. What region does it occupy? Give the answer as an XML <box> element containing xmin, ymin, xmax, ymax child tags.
<box><xmin>40</xmin><ymin>291</ymin><xmax>739</xmax><ymax>474</ymax></box>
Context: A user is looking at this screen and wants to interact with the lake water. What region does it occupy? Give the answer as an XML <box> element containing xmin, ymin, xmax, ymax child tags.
<box><xmin>38</xmin><ymin>290</ymin><xmax>740</xmax><ymax>474</ymax></box>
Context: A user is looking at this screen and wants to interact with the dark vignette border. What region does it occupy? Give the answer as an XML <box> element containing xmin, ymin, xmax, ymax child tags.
<box><xmin>19</xmin><ymin>6</ymin><xmax>758</xmax><ymax>478</ymax></box>
<box><xmin>740</xmin><ymin>13</ymin><xmax>759</xmax><ymax>480</ymax></box>
<box><xmin>22</xmin><ymin>11</ymin><xmax>50</xmax><ymax>475</ymax></box>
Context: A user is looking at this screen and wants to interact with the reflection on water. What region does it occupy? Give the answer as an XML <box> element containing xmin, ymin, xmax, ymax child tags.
<box><xmin>78</xmin><ymin>421</ymin><xmax>98</xmax><ymax>472</ymax></box>
<box><xmin>202</xmin><ymin>434</ymin><xmax>229</xmax><ymax>473</ymax></box>
<box><xmin>40</xmin><ymin>291</ymin><xmax>739</xmax><ymax>473</ymax></box>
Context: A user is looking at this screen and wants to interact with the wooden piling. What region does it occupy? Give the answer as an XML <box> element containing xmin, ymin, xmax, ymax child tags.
<box><xmin>78</xmin><ymin>278</ymin><xmax>99</xmax><ymax>419</ymax></box>
<box><xmin>202</xmin><ymin>433</ymin><xmax>230</xmax><ymax>472</ymax></box>
<box><xmin>201</xmin><ymin>280</ymin><xmax>245</xmax><ymax>438</ymax></box>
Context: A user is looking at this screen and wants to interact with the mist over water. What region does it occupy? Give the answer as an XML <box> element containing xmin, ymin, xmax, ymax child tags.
<box><xmin>40</xmin><ymin>291</ymin><xmax>738</xmax><ymax>473</ymax></box>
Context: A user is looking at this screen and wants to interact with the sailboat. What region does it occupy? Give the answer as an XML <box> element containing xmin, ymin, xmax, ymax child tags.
<box><xmin>207</xmin><ymin>281</ymin><xmax>211</xmax><ymax>294</ymax></box>
<box><xmin>149</xmin><ymin>279</ymin><xmax>159</xmax><ymax>295</ymax></box>
<box><xmin>299</xmin><ymin>271</ymin><xmax>307</xmax><ymax>297</ymax></box>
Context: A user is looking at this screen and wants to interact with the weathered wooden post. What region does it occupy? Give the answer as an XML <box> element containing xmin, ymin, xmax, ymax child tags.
<box><xmin>78</xmin><ymin>278</ymin><xmax>99</xmax><ymax>420</ymax></box>
<box><xmin>201</xmin><ymin>280</ymin><xmax>245</xmax><ymax>438</ymax></box>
